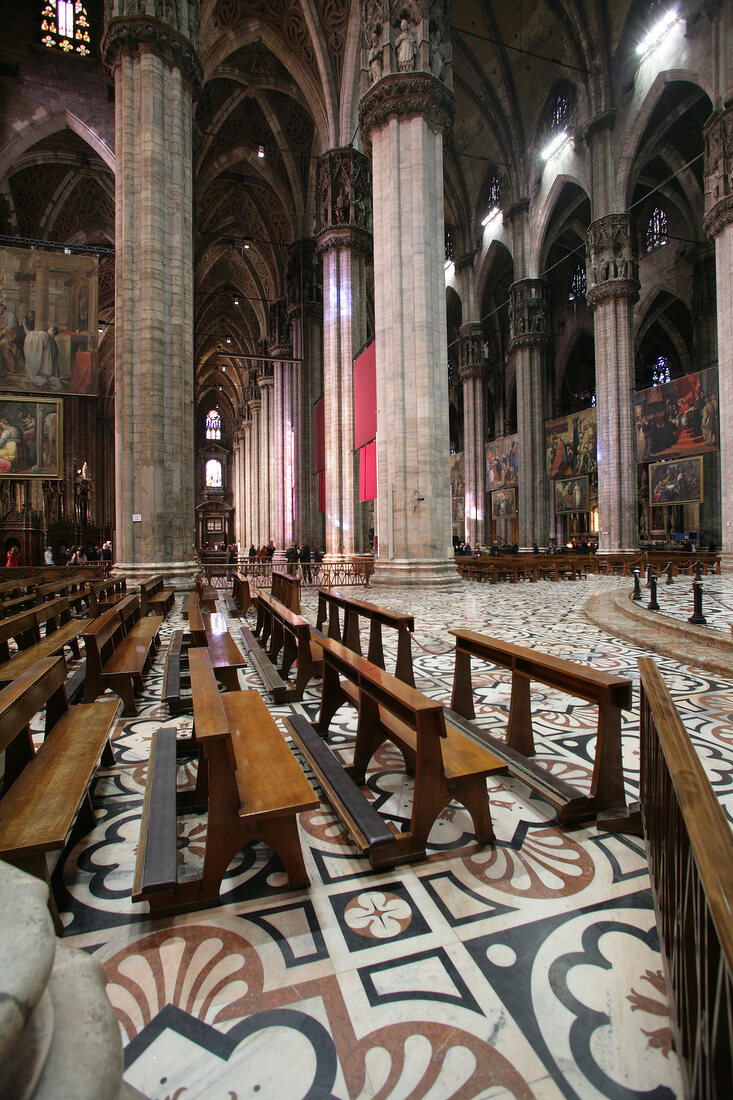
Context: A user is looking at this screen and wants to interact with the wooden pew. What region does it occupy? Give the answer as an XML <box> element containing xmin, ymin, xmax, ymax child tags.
<box><xmin>203</xmin><ymin>611</ymin><xmax>247</xmax><ymax>691</ymax></box>
<box><xmin>271</xmin><ymin>570</ymin><xmax>300</xmax><ymax>614</ymax></box>
<box><xmin>314</xmin><ymin>589</ymin><xmax>415</xmax><ymax>686</ymax></box>
<box><xmin>195</xmin><ymin>574</ymin><xmax>218</xmax><ymax>611</ymax></box>
<box><xmin>81</xmin><ymin>599</ymin><xmax>160</xmax><ymax>716</ymax></box>
<box><xmin>0</xmin><ymin>598</ymin><xmax>94</xmax><ymax>688</ymax></box>
<box><xmin>139</xmin><ymin>575</ymin><xmax>176</xmax><ymax>618</ymax></box>
<box><xmin>187</xmin><ymin>592</ymin><xmax>207</xmax><ymax>646</ymax></box>
<box><xmin>162</xmin><ymin>630</ymin><xmax>186</xmax><ymax>715</ymax></box>
<box><xmin>240</xmin><ymin>592</ymin><xmax>322</xmax><ymax>703</ymax></box>
<box><xmin>132</xmin><ymin>647</ymin><xmax>319</xmax><ymax>916</ymax></box>
<box><xmin>0</xmin><ymin>578</ymin><xmax>38</xmax><ymax>618</ymax></box>
<box><xmin>232</xmin><ymin>571</ymin><xmax>256</xmax><ymax>615</ymax></box>
<box><xmin>0</xmin><ymin>656</ymin><xmax>120</xmax><ymax>930</ymax></box>
<box><xmin>87</xmin><ymin>575</ymin><xmax>127</xmax><ymax>616</ymax></box>
<box><xmin>447</xmin><ymin>628</ymin><xmax>637</xmax><ymax>831</ymax></box>
<box><xmin>290</xmin><ymin>636</ymin><xmax>505</xmax><ymax>868</ymax></box>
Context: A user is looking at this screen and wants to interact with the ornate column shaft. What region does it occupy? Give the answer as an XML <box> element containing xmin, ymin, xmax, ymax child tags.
<box><xmin>102</xmin><ymin>2</ymin><xmax>201</xmax><ymax>582</ymax></box>
<box><xmin>241</xmin><ymin>414</ymin><xmax>252</xmax><ymax>548</ymax></box>
<box><xmin>458</xmin><ymin>323</ymin><xmax>487</xmax><ymax>547</ymax></box>
<box><xmin>269</xmin><ymin>299</ymin><xmax>292</xmax><ymax>558</ymax></box>
<box><xmin>287</xmin><ymin>240</ymin><xmax>323</xmax><ymax>549</ymax></box>
<box><xmin>247</xmin><ymin>387</ymin><xmax>261</xmax><ymax>547</ymax></box>
<box><xmin>704</xmin><ymin>106</ymin><xmax>733</xmax><ymax>560</ymax></box>
<box><xmin>316</xmin><ymin>147</ymin><xmax>372</xmax><ymax>559</ymax></box>
<box><xmin>257</xmin><ymin>366</ymin><xmax>274</xmax><ymax>547</ymax></box>
<box><xmin>508</xmin><ymin>279</ymin><xmax>550</xmax><ymax>549</ymax></box>
<box><xmin>360</xmin><ymin>6</ymin><xmax>456</xmax><ymax>583</ymax></box>
<box><xmin>586</xmin><ymin>215</ymin><xmax>640</xmax><ymax>553</ymax></box>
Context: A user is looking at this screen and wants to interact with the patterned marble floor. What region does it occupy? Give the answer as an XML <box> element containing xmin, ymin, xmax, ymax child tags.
<box><xmin>47</xmin><ymin>574</ymin><xmax>733</xmax><ymax>1099</ymax></box>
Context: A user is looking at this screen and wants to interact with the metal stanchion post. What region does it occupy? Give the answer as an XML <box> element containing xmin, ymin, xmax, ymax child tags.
<box><xmin>632</xmin><ymin>568</ymin><xmax>642</xmax><ymax>601</ymax></box>
<box><xmin>688</xmin><ymin>579</ymin><xmax>707</xmax><ymax>625</ymax></box>
<box><xmin>647</xmin><ymin>572</ymin><xmax>660</xmax><ymax>611</ymax></box>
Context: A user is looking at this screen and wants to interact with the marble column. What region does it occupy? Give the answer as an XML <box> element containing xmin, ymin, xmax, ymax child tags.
<box><xmin>287</xmin><ymin>240</ymin><xmax>323</xmax><ymax>548</ymax></box>
<box><xmin>247</xmin><ymin>387</ymin><xmax>261</xmax><ymax>547</ymax></box>
<box><xmin>241</xmin><ymin>413</ymin><xmax>253</xmax><ymax>548</ymax></box>
<box><xmin>459</xmin><ymin>323</ymin><xmax>488</xmax><ymax>548</ymax></box>
<box><xmin>703</xmin><ymin>105</ymin><xmax>733</xmax><ymax>562</ymax></box>
<box><xmin>508</xmin><ymin>279</ymin><xmax>550</xmax><ymax>549</ymax></box>
<box><xmin>315</xmin><ymin>147</ymin><xmax>372</xmax><ymax>559</ymax></box>
<box><xmin>102</xmin><ymin>1</ymin><xmax>200</xmax><ymax>583</ymax></box>
<box><xmin>359</xmin><ymin>1</ymin><xmax>455</xmax><ymax>583</ymax></box>
<box><xmin>270</xmin><ymin>297</ymin><xmax>294</xmax><ymax>558</ymax></box>
<box><xmin>586</xmin><ymin>215</ymin><xmax>640</xmax><ymax>553</ymax></box>
<box><xmin>258</xmin><ymin>366</ymin><xmax>274</xmax><ymax>547</ymax></box>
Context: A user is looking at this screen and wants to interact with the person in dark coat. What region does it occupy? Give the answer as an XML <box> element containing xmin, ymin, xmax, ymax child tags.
<box><xmin>299</xmin><ymin>542</ymin><xmax>312</xmax><ymax>582</ymax></box>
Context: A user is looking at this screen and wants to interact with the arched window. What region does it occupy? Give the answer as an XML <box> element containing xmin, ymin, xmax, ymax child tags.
<box><xmin>652</xmin><ymin>355</ymin><xmax>671</xmax><ymax>386</ymax></box>
<box><xmin>205</xmin><ymin>459</ymin><xmax>222</xmax><ymax>489</ymax></box>
<box><xmin>551</xmin><ymin>94</ymin><xmax>569</xmax><ymax>132</ymax></box>
<box><xmin>205</xmin><ymin>409</ymin><xmax>221</xmax><ymax>440</ymax></box>
<box><xmin>645</xmin><ymin>207</ymin><xmax>668</xmax><ymax>252</ymax></box>
<box><xmin>569</xmin><ymin>264</ymin><xmax>586</xmax><ymax>301</ymax></box>
<box><xmin>41</xmin><ymin>2</ymin><xmax>91</xmax><ymax>56</ymax></box>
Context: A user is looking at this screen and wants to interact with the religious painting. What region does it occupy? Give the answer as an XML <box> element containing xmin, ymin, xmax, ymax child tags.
<box><xmin>649</xmin><ymin>457</ymin><xmax>703</xmax><ymax>506</ymax></box>
<box><xmin>554</xmin><ymin>476</ymin><xmax>589</xmax><ymax>514</ymax></box>
<box><xmin>485</xmin><ymin>434</ymin><xmax>518</xmax><ymax>490</ymax></box>
<box><xmin>635</xmin><ymin>367</ymin><xmax>719</xmax><ymax>462</ymax></box>
<box><xmin>450</xmin><ymin>451</ymin><xmax>465</xmax><ymax>525</ymax></box>
<box><xmin>546</xmin><ymin>408</ymin><xmax>597</xmax><ymax>478</ymax></box>
<box><xmin>491</xmin><ymin>487</ymin><xmax>516</xmax><ymax>518</ymax></box>
<box><xmin>0</xmin><ymin>245</ymin><xmax>98</xmax><ymax>396</ymax></box>
<box><xmin>206</xmin><ymin>517</ymin><xmax>223</xmax><ymax>533</ymax></box>
<box><xmin>0</xmin><ymin>395</ymin><xmax>62</xmax><ymax>478</ymax></box>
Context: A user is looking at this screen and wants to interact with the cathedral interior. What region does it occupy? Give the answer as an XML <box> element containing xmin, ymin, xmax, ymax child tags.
<box><xmin>0</xmin><ymin>1</ymin><xmax>732</xmax><ymax>1098</ymax></box>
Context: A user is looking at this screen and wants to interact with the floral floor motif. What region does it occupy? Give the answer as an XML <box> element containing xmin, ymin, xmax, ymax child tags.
<box><xmin>49</xmin><ymin>573</ymin><xmax>733</xmax><ymax>1099</ymax></box>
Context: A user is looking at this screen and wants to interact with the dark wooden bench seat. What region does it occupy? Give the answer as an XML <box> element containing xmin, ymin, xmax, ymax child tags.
<box><xmin>81</xmin><ymin>598</ymin><xmax>162</xmax><ymax>716</ymax></box>
<box><xmin>187</xmin><ymin>592</ymin><xmax>207</xmax><ymax>646</ymax></box>
<box><xmin>140</xmin><ymin>575</ymin><xmax>175</xmax><ymax>618</ymax></box>
<box><xmin>0</xmin><ymin>656</ymin><xmax>120</xmax><ymax>930</ymax></box>
<box><xmin>0</xmin><ymin>598</ymin><xmax>94</xmax><ymax>688</ymax></box>
<box><xmin>87</xmin><ymin>575</ymin><xmax>127</xmax><ymax>616</ymax></box>
<box><xmin>133</xmin><ymin>647</ymin><xmax>319</xmax><ymax>916</ymax></box>
<box><xmin>448</xmin><ymin>628</ymin><xmax>637</xmax><ymax>831</ymax></box>
<box><xmin>271</xmin><ymin>570</ymin><xmax>300</xmax><ymax>613</ymax></box>
<box><xmin>195</xmin><ymin>575</ymin><xmax>218</xmax><ymax>612</ymax></box>
<box><xmin>315</xmin><ymin>589</ymin><xmax>415</xmax><ymax>686</ymax></box>
<box><xmin>232</xmin><ymin>572</ymin><xmax>256</xmax><ymax>615</ymax></box>
<box><xmin>297</xmin><ymin>636</ymin><xmax>505</xmax><ymax>868</ymax></box>
<box><xmin>244</xmin><ymin>592</ymin><xmax>323</xmax><ymax>702</ymax></box>
<box><xmin>204</xmin><ymin>612</ymin><xmax>247</xmax><ymax>691</ymax></box>
<box><xmin>162</xmin><ymin>630</ymin><xmax>186</xmax><ymax>715</ymax></box>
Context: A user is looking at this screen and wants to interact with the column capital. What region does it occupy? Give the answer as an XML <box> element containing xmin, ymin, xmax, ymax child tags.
<box><xmin>268</xmin><ymin>298</ymin><xmax>292</xmax><ymax>359</ymax></box>
<box><xmin>315</xmin><ymin>147</ymin><xmax>372</xmax><ymax>256</ymax></box>
<box><xmin>101</xmin><ymin>5</ymin><xmax>202</xmax><ymax>90</ymax></box>
<box><xmin>508</xmin><ymin>279</ymin><xmax>551</xmax><ymax>350</ymax></box>
<box><xmin>458</xmin><ymin>321</ymin><xmax>486</xmax><ymax>383</ymax></box>
<box><xmin>359</xmin><ymin>71</ymin><xmax>455</xmax><ymax>153</ymax></box>
<box><xmin>287</xmin><ymin>239</ymin><xmax>322</xmax><ymax>317</ymax></box>
<box><xmin>361</xmin><ymin>0</ymin><xmax>452</xmax><ymax>92</ymax></box>
<box><xmin>703</xmin><ymin>107</ymin><xmax>733</xmax><ymax>239</ymax></box>
<box><xmin>585</xmin><ymin>214</ymin><xmax>640</xmax><ymax>309</ymax></box>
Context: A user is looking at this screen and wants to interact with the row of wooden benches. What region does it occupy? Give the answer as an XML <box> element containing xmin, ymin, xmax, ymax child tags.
<box><xmin>0</xmin><ymin>571</ymin><xmax>175</xmax><ymax>620</ymax></box>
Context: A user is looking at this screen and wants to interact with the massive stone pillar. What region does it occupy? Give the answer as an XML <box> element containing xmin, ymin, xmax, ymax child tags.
<box><xmin>459</xmin><ymin>323</ymin><xmax>487</xmax><ymax>547</ymax></box>
<box><xmin>241</xmin><ymin>412</ymin><xmax>253</xmax><ymax>548</ymax></box>
<box><xmin>586</xmin><ymin>215</ymin><xmax>640</xmax><ymax>553</ymax></box>
<box><xmin>508</xmin><ymin>280</ymin><xmax>550</xmax><ymax>549</ymax></box>
<box><xmin>247</xmin><ymin>385</ymin><xmax>261</xmax><ymax>547</ymax></box>
<box><xmin>359</xmin><ymin>0</ymin><xmax>455</xmax><ymax>583</ymax></box>
<box><xmin>270</xmin><ymin>296</ymin><xmax>294</xmax><ymax>558</ymax></box>
<box><xmin>102</xmin><ymin>2</ymin><xmax>200</xmax><ymax>582</ymax></box>
<box><xmin>258</xmin><ymin>366</ymin><xmax>274</xmax><ymax>547</ymax></box>
<box><xmin>287</xmin><ymin>241</ymin><xmax>324</xmax><ymax>549</ymax></box>
<box><xmin>315</xmin><ymin>147</ymin><xmax>372</xmax><ymax>559</ymax></box>
<box><xmin>703</xmin><ymin>105</ymin><xmax>733</xmax><ymax>562</ymax></box>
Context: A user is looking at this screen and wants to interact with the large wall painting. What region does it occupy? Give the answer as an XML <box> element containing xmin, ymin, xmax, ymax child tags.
<box><xmin>0</xmin><ymin>395</ymin><xmax>62</xmax><ymax>478</ymax></box>
<box><xmin>650</xmin><ymin>457</ymin><xmax>703</xmax><ymax>506</ymax></box>
<box><xmin>635</xmin><ymin>367</ymin><xmax>719</xmax><ymax>462</ymax></box>
<box><xmin>450</xmin><ymin>451</ymin><xmax>465</xmax><ymax>527</ymax></box>
<box><xmin>554</xmin><ymin>476</ymin><xmax>589</xmax><ymax>514</ymax></box>
<box><xmin>546</xmin><ymin>408</ymin><xmax>597</xmax><ymax>478</ymax></box>
<box><xmin>491</xmin><ymin>488</ymin><xmax>516</xmax><ymax>518</ymax></box>
<box><xmin>0</xmin><ymin>246</ymin><xmax>98</xmax><ymax>396</ymax></box>
<box><xmin>486</xmin><ymin>434</ymin><xmax>518</xmax><ymax>489</ymax></box>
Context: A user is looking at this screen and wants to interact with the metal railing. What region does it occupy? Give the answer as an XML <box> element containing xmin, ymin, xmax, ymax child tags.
<box><xmin>198</xmin><ymin>557</ymin><xmax>374</xmax><ymax>591</ymax></box>
<box><xmin>639</xmin><ymin>657</ymin><xmax>733</xmax><ymax>1098</ymax></box>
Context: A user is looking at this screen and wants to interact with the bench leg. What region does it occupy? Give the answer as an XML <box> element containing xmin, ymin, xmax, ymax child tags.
<box><xmin>453</xmin><ymin>776</ymin><xmax>494</xmax><ymax>845</ymax></box>
<box><xmin>111</xmin><ymin>676</ymin><xmax>138</xmax><ymax>717</ymax></box>
<box><xmin>256</xmin><ymin>815</ymin><xmax>310</xmax><ymax>890</ymax></box>
<box><xmin>315</xmin><ymin>664</ymin><xmax>349</xmax><ymax>735</ymax></box>
<box><xmin>506</xmin><ymin>671</ymin><xmax>535</xmax><ymax>755</ymax></box>
<box><xmin>215</xmin><ymin>667</ymin><xmax>241</xmax><ymax>692</ymax></box>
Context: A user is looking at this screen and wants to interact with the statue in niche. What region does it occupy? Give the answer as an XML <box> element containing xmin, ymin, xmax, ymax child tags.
<box><xmin>335</xmin><ymin>180</ymin><xmax>350</xmax><ymax>224</ymax></box>
<box><xmin>395</xmin><ymin>18</ymin><xmax>417</xmax><ymax>72</ymax></box>
<box><xmin>430</xmin><ymin>28</ymin><xmax>446</xmax><ymax>79</ymax></box>
<box><xmin>368</xmin><ymin>30</ymin><xmax>383</xmax><ymax>83</ymax></box>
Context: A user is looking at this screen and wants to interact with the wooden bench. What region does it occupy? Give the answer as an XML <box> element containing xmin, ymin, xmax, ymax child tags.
<box><xmin>81</xmin><ymin>598</ymin><xmax>161</xmax><ymax>716</ymax></box>
<box><xmin>87</xmin><ymin>575</ymin><xmax>127</xmax><ymax>616</ymax></box>
<box><xmin>204</xmin><ymin>612</ymin><xmax>247</xmax><ymax>691</ymax></box>
<box><xmin>0</xmin><ymin>598</ymin><xmax>94</xmax><ymax>693</ymax></box>
<box><xmin>315</xmin><ymin>589</ymin><xmax>415</xmax><ymax>686</ymax></box>
<box><xmin>271</xmin><ymin>570</ymin><xmax>300</xmax><ymax>614</ymax></box>
<box><xmin>240</xmin><ymin>592</ymin><xmax>322</xmax><ymax>702</ymax></box>
<box><xmin>132</xmin><ymin>646</ymin><xmax>319</xmax><ymax>916</ymax></box>
<box><xmin>162</xmin><ymin>630</ymin><xmax>186</xmax><ymax>715</ymax></box>
<box><xmin>232</xmin><ymin>571</ymin><xmax>256</xmax><ymax>615</ymax></box>
<box><xmin>0</xmin><ymin>578</ymin><xmax>39</xmax><ymax>618</ymax></box>
<box><xmin>140</xmin><ymin>575</ymin><xmax>176</xmax><ymax>618</ymax></box>
<box><xmin>187</xmin><ymin>592</ymin><xmax>208</xmax><ymax>647</ymax></box>
<box><xmin>0</xmin><ymin>656</ymin><xmax>120</xmax><ymax>930</ymax></box>
<box><xmin>447</xmin><ymin>628</ymin><xmax>637</xmax><ymax>831</ymax></box>
<box><xmin>195</xmin><ymin>574</ymin><xmax>218</xmax><ymax>612</ymax></box>
<box><xmin>292</xmin><ymin>636</ymin><xmax>505</xmax><ymax>868</ymax></box>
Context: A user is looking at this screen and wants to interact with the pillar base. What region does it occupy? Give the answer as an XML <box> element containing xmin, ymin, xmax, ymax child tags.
<box><xmin>114</xmin><ymin>560</ymin><xmax>198</xmax><ymax>588</ymax></box>
<box><xmin>371</xmin><ymin>558</ymin><xmax>459</xmax><ymax>586</ymax></box>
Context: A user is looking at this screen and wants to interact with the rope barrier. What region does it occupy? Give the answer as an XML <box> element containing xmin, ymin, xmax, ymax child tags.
<box><xmin>405</xmin><ymin>627</ymin><xmax>455</xmax><ymax>656</ymax></box>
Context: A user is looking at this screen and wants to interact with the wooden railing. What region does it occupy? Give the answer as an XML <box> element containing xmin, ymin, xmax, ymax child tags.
<box><xmin>455</xmin><ymin>550</ymin><xmax>721</xmax><ymax>583</ymax></box>
<box><xmin>198</xmin><ymin>557</ymin><xmax>374</xmax><ymax>590</ymax></box>
<box><xmin>639</xmin><ymin>657</ymin><xmax>733</xmax><ymax>1098</ymax></box>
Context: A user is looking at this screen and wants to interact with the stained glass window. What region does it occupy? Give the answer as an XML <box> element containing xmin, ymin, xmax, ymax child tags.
<box><xmin>569</xmin><ymin>264</ymin><xmax>586</xmax><ymax>301</ymax></box>
<box><xmin>205</xmin><ymin>409</ymin><xmax>221</xmax><ymax>440</ymax></box>
<box><xmin>645</xmin><ymin>207</ymin><xmax>668</xmax><ymax>252</ymax></box>
<box><xmin>41</xmin><ymin>2</ymin><xmax>91</xmax><ymax>56</ymax></box>
<box><xmin>206</xmin><ymin>459</ymin><xmax>222</xmax><ymax>489</ymax></box>
<box><xmin>552</xmin><ymin>95</ymin><xmax>568</xmax><ymax>132</ymax></box>
<box><xmin>652</xmin><ymin>355</ymin><xmax>670</xmax><ymax>385</ymax></box>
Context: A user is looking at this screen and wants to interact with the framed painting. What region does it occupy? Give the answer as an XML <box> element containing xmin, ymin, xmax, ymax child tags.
<box><xmin>554</xmin><ymin>476</ymin><xmax>589</xmax><ymax>514</ymax></box>
<box><xmin>635</xmin><ymin>367</ymin><xmax>719</xmax><ymax>462</ymax></box>
<box><xmin>491</xmin><ymin>487</ymin><xmax>516</xmax><ymax>518</ymax></box>
<box><xmin>546</xmin><ymin>407</ymin><xmax>597</xmax><ymax>478</ymax></box>
<box><xmin>649</xmin><ymin>457</ymin><xmax>703</xmax><ymax>505</ymax></box>
<box><xmin>485</xmin><ymin>434</ymin><xmax>518</xmax><ymax>489</ymax></box>
<box><xmin>0</xmin><ymin>395</ymin><xmax>62</xmax><ymax>478</ymax></box>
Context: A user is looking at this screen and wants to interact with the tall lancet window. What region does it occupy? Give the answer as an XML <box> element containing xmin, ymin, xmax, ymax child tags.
<box><xmin>206</xmin><ymin>409</ymin><xmax>221</xmax><ymax>440</ymax></box>
<box><xmin>645</xmin><ymin>207</ymin><xmax>668</xmax><ymax>252</ymax></box>
<box><xmin>41</xmin><ymin>2</ymin><xmax>91</xmax><ymax>56</ymax></box>
<box><xmin>205</xmin><ymin>459</ymin><xmax>222</xmax><ymax>489</ymax></box>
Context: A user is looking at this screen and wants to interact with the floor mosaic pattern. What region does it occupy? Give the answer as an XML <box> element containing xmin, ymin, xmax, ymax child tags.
<box><xmin>44</xmin><ymin>574</ymin><xmax>733</xmax><ymax>1099</ymax></box>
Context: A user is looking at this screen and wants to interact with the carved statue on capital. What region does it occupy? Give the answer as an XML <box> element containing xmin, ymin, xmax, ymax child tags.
<box><xmin>268</xmin><ymin>299</ymin><xmax>292</xmax><ymax>359</ymax></box>
<box><xmin>360</xmin><ymin>0</ymin><xmax>451</xmax><ymax>89</ymax></box>
<box><xmin>287</xmin><ymin>241</ymin><xmax>322</xmax><ymax>316</ymax></box>
<box><xmin>585</xmin><ymin>214</ymin><xmax>639</xmax><ymax>308</ymax></box>
<box><xmin>703</xmin><ymin>107</ymin><xmax>733</xmax><ymax>239</ymax></box>
<box><xmin>508</xmin><ymin>280</ymin><xmax>550</xmax><ymax>349</ymax></box>
<box><xmin>458</xmin><ymin>322</ymin><xmax>486</xmax><ymax>383</ymax></box>
<box><xmin>315</xmin><ymin>148</ymin><xmax>372</xmax><ymax>255</ymax></box>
